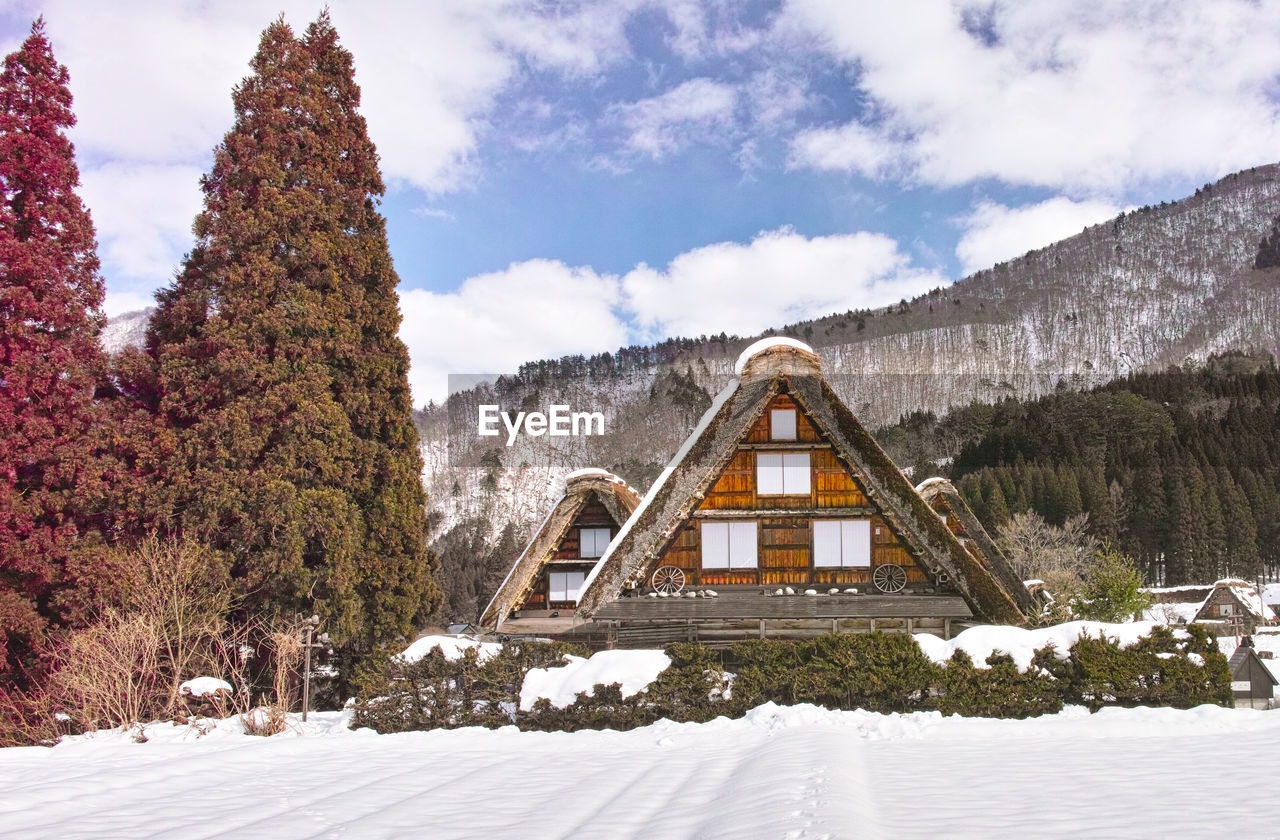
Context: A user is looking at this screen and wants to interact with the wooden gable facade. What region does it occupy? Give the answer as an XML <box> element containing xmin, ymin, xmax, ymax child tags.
<box><xmin>575</xmin><ymin>339</ymin><xmax>1032</xmax><ymax>645</ymax></box>
<box><xmin>1193</xmin><ymin>580</ymin><xmax>1276</xmax><ymax>635</ymax></box>
<box><xmin>650</xmin><ymin>392</ymin><xmax>932</xmax><ymax>592</ymax></box>
<box><xmin>479</xmin><ymin>470</ymin><xmax>641</xmax><ymax>630</ymax></box>
<box><xmin>520</xmin><ymin>495</ymin><xmax>620</xmax><ymax>612</ymax></box>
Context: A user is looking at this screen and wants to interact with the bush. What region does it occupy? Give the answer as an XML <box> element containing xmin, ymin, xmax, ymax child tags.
<box><xmin>351</xmin><ymin>629</ymin><xmax>1232</xmax><ymax>736</ymax></box>
<box><xmin>730</xmin><ymin>634</ymin><xmax>936</xmax><ymax>713</ymax></box>
<box><xmin>1074</xmin><ymin>544</ymin><xmax>1153</xmax><ymax>622</ymax></box>
<box><xmin>1045</xmin><ymin>624</ymin><xmax>1232</xmax><ymax>710</ymax></box>
<box><xmin>352</xmin><ymin>640</ymin><xmax>587</xmax><ymax>733</ymax></box>
<box><xmin>934</xmin><ymin>650</ymin><xmax>1064</xmax><ymax>718</ymax></box>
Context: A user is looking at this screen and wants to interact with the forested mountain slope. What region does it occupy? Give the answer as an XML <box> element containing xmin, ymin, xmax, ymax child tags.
<box><xmin>105</xmin><ymin>165</ymin><xmax>1280</xmax><ymax>621</ymax></box>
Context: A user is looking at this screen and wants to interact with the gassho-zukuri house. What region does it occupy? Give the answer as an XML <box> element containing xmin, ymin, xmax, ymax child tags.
<box><xmin>483</xmin><ymin>338</ymin><xmax>1036</xmax><ymax>646</ymax></box>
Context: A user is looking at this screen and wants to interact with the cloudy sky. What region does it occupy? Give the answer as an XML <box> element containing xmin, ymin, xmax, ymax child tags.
<box><xmin>3</xmin><ymin>0</ymin><xmax>1279</xmax><ymax>404</ymax></box>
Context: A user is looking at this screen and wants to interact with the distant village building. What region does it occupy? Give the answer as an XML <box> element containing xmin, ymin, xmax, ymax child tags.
<box><xmin>1228</xmin><ymin>643</ymin><xmax>1278</xmax><ymax>709</ymax></box>
<box><xmin>1191</xmin><ymin>579</ymin><xmax>1276</xmax><ymax>635</ymax></box>
<box><xmin>479</xmin><ymin>469</ymin><xmax>641</xmax><ymax>631</ymax></box>
<box><xmin>492</xmin><ymin>338</ymin><xmax>1034</xmax><ymax>647</ymax></box>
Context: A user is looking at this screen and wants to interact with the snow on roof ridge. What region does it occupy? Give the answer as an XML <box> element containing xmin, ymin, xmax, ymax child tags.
<box><xmin>580</xmin><ymin>379</ymin><xmax>740</xmax><ymax>597</ymax></box>
<box><xmin>564</xmin><ymin>467</ymin><xmax>629</xmax><ymax>487</ymax></box>
<box><xmin>733</xmin><ymin>337</ymin><xmax>817</xmax><ymax>377</ymax></box>
<box><xmin>914</xmin><ymin>476</ymin><xmax>950</xmax><ymax>493</ymax></box>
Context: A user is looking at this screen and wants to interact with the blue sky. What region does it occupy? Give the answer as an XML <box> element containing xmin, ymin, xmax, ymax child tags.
<box><xmin>3</xmin><ymin>0</ymin><xmax>1279</xmax><ymax>404</ymax></box>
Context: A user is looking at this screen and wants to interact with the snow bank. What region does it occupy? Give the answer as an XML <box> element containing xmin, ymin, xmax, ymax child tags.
<box><xmin>398</xmin><ymin>635</ymin><xmax>501</xmax><ymax>664</ymax></box>
<box><xmin>519</xmin><ymin>649</ymin><xmax>671</xmax><ymax>710</ymax></box>
<box><xmin>179</xmin><ymin>677</ymin><xmax>232</xmax><ymax>698</ymax></box>
<box><xmin>13</xmin><ymin>703</ymin><xmax>1280</xmax><ymax>840</ymax></box>
<box><xmin>913</xmin><ymin>620</ymin><xmax>1172</xmax><ymax>672</ymax></box>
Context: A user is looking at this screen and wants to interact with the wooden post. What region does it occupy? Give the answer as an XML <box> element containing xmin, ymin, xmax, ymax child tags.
<box><xmin>944</xmin><ymin>618</ymin><xmax>952</xmax><ymax>640</ymax></box>
<box><xmin>302</xmin><ymin>623</ymin><xmax>312</xmax><ymax>723</ymax></box>
<box><xmin>906</xmin><ymin>618</ymin><xmax>914</xmax><ymax>634</ymax></box>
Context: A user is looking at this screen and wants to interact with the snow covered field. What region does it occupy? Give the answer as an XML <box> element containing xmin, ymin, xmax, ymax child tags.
<box><xmin>3</xmin><ymin>701</ymin><xmax>1279</xmax><ymax>839</ymax></box>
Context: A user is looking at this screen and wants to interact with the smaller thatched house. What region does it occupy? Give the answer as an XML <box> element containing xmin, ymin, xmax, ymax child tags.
<box><xmin>480</xmin><ymin>469</ymin><xmax>641</xmax><ymax>631</ymax></box>
<box><xmin>1192</xmin><ymin>579</ymin><xmax>1276</xmax><ymax>635</ymax></box>
<box><xmin>1228</xmin><ymin>642</ymin><xmax>1277</xmax><ymax>709</ymax></box>
<box><xmin>914</xmin><ymin>477</ymin><xmax>1039</xmax><ymax>613</ymax></box>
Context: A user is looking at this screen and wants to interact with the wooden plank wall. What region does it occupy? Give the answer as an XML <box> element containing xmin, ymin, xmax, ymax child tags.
<box><xmin>646</xmin><ymin>393</ymin><xmax>931</xmax><ymax>590</ymax></box>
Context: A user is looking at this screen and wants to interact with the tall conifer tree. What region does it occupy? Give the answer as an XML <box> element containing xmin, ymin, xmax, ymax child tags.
<box><xmin>0</xmin><ymin>21</ymin><xmax>107</xmax><ymax>683</ymax></box>
<box><xmin>146</xmin><ymin>15</ymin><xmax>437</xmax><ymax>670</ymax></box>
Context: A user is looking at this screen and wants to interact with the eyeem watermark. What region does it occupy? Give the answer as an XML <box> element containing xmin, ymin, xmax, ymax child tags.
<box><xmin>478</xmin><ymin>404</ymin><xmax>606</xmax><ymax>446</ymax></box>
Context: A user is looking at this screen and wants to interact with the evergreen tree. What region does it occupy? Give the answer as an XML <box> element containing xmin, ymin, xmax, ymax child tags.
<box><xmin>145</xmin><ymin>15</ymin><xmax>437</xmax><ymax>676</ymax></box>
<box><xmin>0</xmin><ymin>21</ymin><xmax>109</xmax><ymax>684</ymax></box>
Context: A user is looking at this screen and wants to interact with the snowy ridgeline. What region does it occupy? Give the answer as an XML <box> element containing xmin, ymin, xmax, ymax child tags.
<box><xmin>419</xmin><ymin>166</ymin><xmax>1280</xmax><ymax>545</ymax></box>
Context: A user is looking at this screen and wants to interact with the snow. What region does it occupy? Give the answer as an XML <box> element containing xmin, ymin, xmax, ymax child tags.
<box><xmin>580</xmin><ymin>379</ymin><xmax>739</xmax><ymax>598</ymax></box>
<box><xmin>397</xmin><ymin>634</ymin><xmax>501</xmax><ymax>664</ymax></box>
<box><xmin>519</xmin><ymin>649</ymin><xmax>672</xmax><ymax>710</ymax></box>
<box><xmin>913</xmin><ymin>620</ymin><xmax>1173</xmax><ymax>671</ymax></box>
<box><xmin>178</xmin><ymin>677</ymin><xmax>232</xmax><ymax>698</ymax></box>
<box><xmin>732</xmin><ymin>336</ymin><xmax>816</xmax><ymax>376</ymax></box>
<box><xmin>5</xmin><ymin>703</ymin><xmax>1280</xmax><ymax>839</ymax></box>
<box><xmin>913</xmin><ymin>476</ymin><xmax>950</xmax><ymax>493</ymax></box>
<box><xmin>1144</xmin><ymin>600</ymin><xmax>1203</xmax><ymax>624</ymax></box>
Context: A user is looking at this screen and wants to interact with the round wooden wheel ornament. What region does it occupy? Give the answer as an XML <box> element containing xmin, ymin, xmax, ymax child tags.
<box><xmin>651</xmin><ymin>565</ymin><xmax>686</xmax><ymax>594</ymax></box>
<box><xmin>872</xmin><ymin>563</ymin><xmax>907</xmax><ymax>593</ymax></box>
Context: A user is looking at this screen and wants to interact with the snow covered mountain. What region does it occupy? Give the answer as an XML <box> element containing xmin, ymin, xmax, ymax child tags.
<box><xmin>420</xmin><ymin>164</ymin><xmax>1280</xmax><ymax>596</ymax></box>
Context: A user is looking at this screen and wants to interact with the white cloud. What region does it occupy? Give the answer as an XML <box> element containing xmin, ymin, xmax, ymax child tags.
<box><xmin>398</xmin><ymin>259</ymin><xmax>628</xmax><ymax>406</ymax></box>
<box><xmin>78</xmin><ymin>162</ymin><xmax>204</xmax><ymax>286</ymax></box>
<box><xmin>955</xmin><ymin>196</ymin><xmax>1122</xmax><ymax>276</ymax></box>
<box><xmin>399</xmin><ymin>226</ymin><xmax>945</xmax><ymax>403</ymax></box>
<box><xmin>789</xmin><ymin>121</ymin><xmax>903</xmax><ymax>180</ymax></box>
<box><xmin>102</xmin><ymin>291</ymin><xmax>154</xmax><ymax>318</ymax></box>
<box><xmin>622</xmin><ymin>227</ymin><xmax>945</xmax><ymax>340</ymax></box>
<box><xmin>783</xmin><ymin>0</ymin><xmax>1280</xmax><ymax>193</ymax></box>
<box><xmin>609</xmin><ymin>78</ymin><xmax>739</xmax><ymax>159</ymax></box>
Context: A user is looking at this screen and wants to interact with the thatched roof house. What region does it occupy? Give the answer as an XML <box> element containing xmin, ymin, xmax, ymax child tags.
<box><xmin>480</xmin><ymin>469</ymin><xmax>641</xmax><ymax>630</ymax></box>
<box><xmin>1192</xmin><ymin>579</ymin><xmax>1276</xmax><ymax>635</ymax></box>
<box><xmin>914</xmin><ymin>477</ymin><xmax>1037</xmax><ymax>615</ymax></box>
<box><xmin>574</xmin><ymin>338</ymin><xmax>1032</xmax><ymax>642</ymax></box>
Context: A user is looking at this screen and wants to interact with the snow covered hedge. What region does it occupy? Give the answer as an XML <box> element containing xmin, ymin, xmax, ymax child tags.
<box><xmin>352</xmin><ymin>625</ymin><xmax>1231</xmax><ymax>735</ymax></box>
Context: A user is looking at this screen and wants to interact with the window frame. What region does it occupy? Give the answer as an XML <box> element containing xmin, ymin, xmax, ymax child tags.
<box><xmin>579</xmin><ymin>527</ymin><xmax>611</xmax><ymax>559</ymax></box>
<box><xmin>756</xmin><ymin>451</ymin><xmax>811</xmax><ymax>496</ymax></box>
<box><xmin>701</xmin><ymin>520</ymin><xmax>758</xmax><ymax>570</ymax></box>
<box><xmin>812</xmin><ymin>519</ymin><xmax>872</xmax><ymax>569</ymax></box>
<box><xmin>770</xmin><ymin>408</ymin><xmax>797</xmax><ymax>441</ymax></box>
<box><xmin>548</xmin><ymin>570</ymin><xmax>586</xmax><ymax>603</ymax></box>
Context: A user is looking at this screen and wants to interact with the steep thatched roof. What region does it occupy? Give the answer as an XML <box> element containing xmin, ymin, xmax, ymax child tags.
<box><xmin>479</xmin><ymin>470</ymin><xmax>641</xmax><ymax>629</ymax></box>
<box><xmin>915</xmin><ymin>477</ymin><xmax>1037</xmax><ymax>615</ymax></box>
<box><xmin>577</xmin><ymin>342</ymin><xmax>1031</xmax><ymax>623</ymax></box>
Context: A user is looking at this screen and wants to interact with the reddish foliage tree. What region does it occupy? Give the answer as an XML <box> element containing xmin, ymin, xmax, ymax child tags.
<box><xmin>0</xmin><ymin>20</ymin><xmax>110</xmax><ymax>685</ymax></box>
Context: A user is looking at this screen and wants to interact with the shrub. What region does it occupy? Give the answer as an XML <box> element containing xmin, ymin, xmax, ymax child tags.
<box><xmin>351</xmin><ymin>640</ymin><xmax>586</xmax><ymax>734</ymax></box>
<box><xmin>933</xmin><ymin>650</ymin><xmax>1064</xmax><ymax>718</ymax></box>
<box><xmin>1048</xmin><ymin>624</ymin><xmax>1232</xmax><ymax>710</ymax></box>
<box><xmin>730</xmin><ymin>634</ymin><xmax>937</xmax><ymax>713</ymax></box>
<box><xmin>352</xmin><ymin>628</ymin><xmax>1231</xmax><ymax>736</ymax></box>
<box><xmin>1074</xmin><ymin>544</ymin><xmax>1153</xmax><ymax>622</ymax></box>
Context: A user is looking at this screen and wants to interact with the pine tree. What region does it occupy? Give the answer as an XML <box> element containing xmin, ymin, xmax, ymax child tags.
<box><xmin>145</xmin><ymin>15</ymin><xmax>437</xmax><ymax>675</ymax></box>
<box><xmin>0</xmin><ymin>20</ymin><xmax>109</xmax><ymax>684</ymax></box>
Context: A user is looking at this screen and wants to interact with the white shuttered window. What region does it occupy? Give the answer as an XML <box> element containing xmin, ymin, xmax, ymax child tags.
<box><xmin>813</xmin><ymin>520</ymin><xmax>871</xmax><ymax>568</ymax></box>
<box><xmin>579</xmin><ymin>528</ymin><xmax>611</xmax><ymax>558</ymax></box>
<box><xmin>771</xmin><ymin>409</ymin><xmax>797</xmax><ymax>440</ymax></box>
<box><xmin>757</xmin><ymin>452</ymin><xmax>810</xmax><ymax>495</ymax></box>
<box><xmin>702</xmin><ymin>521</ymin><xmax>758</xmax><ymax>569</ymax></box>
<box><xmin>549</xmin><ymin>571</ymin><xmax>586</xmax><ymax>602</ymax></box>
